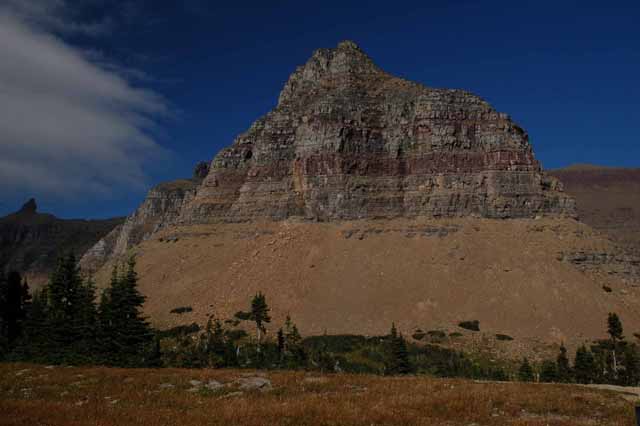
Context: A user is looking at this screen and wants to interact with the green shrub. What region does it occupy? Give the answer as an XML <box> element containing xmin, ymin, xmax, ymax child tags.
<box><xmin>495</xmin><ymin>334</ymin><xmax>514</xmax><ymax>341</ymax></box>
<box><xmin>411</xmin><ymin>329</ymin><xmax>426</xmax><ymax>341</ymax></box>
<box><xmin>458</xmin><ymin>320</ymin><xmax>480</xmax><ymax>332</ymax></box>
<box><xmin>157</xmin><ymin>323</ymin><xmax>201</xmax><ymax>339</ymax></box>
<box><xmin>427</xmin><ymin>330</ymin><xmax>447</xmax><ymax>343</ymax></box>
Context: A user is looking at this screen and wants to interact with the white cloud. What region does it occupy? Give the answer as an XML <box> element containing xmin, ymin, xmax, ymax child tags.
<box><xmin>0</xmin><ymin>1</ymin><xmax>168</xmax><ymax>201</ymax></box>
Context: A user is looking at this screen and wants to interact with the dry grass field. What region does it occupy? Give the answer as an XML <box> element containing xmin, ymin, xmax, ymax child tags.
<box><xmin>0</xmin><ymin>363</ymin><xmax>636</xmax><ymax>426</ymax></box>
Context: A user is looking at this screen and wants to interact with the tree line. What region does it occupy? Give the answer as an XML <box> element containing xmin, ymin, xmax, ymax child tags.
<box><xmin>0</xmin><ymin>254</ymin><xmax>158</xmax><ymax>367</ymax></box>
<box><xmin>2</xmin><ymin>257</ymin><xmax>640</xmax><ymax>386</ymax></box>
<box><xmin>517</xmin><ymin>313</ymin><xmax>640</xmax><ymax>386</ymax></box>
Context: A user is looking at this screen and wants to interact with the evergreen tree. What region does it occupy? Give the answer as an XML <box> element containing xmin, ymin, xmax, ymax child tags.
<box><xmin>235</xmin><ymin>292</ymin><xmax>271</xmax><ymax>352</ymax></box>
<box><xmin>0</xmin><ymin>271</ymin><xmax>29</xmax><ymax>345</ymax></box>
<box><xmin>386</xmin><ymin>323</ymin><xmax>412</xmax><ymax>375</ymax></box>
<box><xmin>99</xmin><ymin>257</ymin><xmax>154</xmax><ymax>366</ymax></box>
<box><xmin>45</xmin><ymin>253</ymin><xmax>97</xmax><ymax>362</ymax></box>
<box><xmin>280</xmin><ymin>315</ymin><xmax>306</xmax><ymax>368</ymax></box>
<box><xmin>518</xmin><ymin>358</ymin><xmax>534</xmax><ymax>382</ymax></box>
<box><xmin>277</xmin><ymin>328</ymin><xmax>285</xmax><ymax>361</ymax></box>
<box><xmin>574</xmin><ymin>345</ymin><xmax>596</xmax><ymax>384</ymax></box>
<box><xmin>556</xmin><ymin>344</ymin><xmax>572</xmax><ymax>382</ymax></box>
<box><xmin>0</xmin><ymin>272</ymin><xmax>8</xmax><ymax>356</ymax></box>
<box><xmin>607</xmin><ymin>312</ymin><xmax>624</xmax><ymax>376</ymax></box>
<box><xmin>10</xmin><ymin>290</ymin><xmax>50</xmax><ymax>362</ymax></box>
<box><xmin>539</xmin><ymin>359</ymin><xmax>558</xmax><ymax>382</ymax></box>
<box><xmin>620</xmin><ymin>344</ymin><xmax>640</xmax><ymax>386</ymax></box>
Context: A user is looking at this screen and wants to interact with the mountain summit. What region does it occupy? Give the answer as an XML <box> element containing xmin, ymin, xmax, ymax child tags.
<box><xmin>83</xmin><ymin>41</ymin><xmax>577</xmax><ymax>268</ymax></box>
<box><xmin>179</xmin><ymin>41</ymin><xmax>574</xmax><ymax>223</ymax></box>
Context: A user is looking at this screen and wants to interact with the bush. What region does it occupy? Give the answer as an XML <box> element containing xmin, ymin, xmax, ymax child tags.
<box><xmin>449</xmin><ymin>332</ymin><xmax>463</xmax><ymax>338</ymax></box>
<box><xmin>157</xmin><ymin>323</ymin><xmax>201</xmax><ymax>339</ymax></box>
<box><xmin>602</xmin><ymin>286</ymin><xmax>612</xmax><ymax>293</ymax></box>
<box><xmin>411</xmin><ymin>329</ymin><xmax>426</xmax><ymax>341</ymax></box>
<box><xmin>458</xmin><ymin>320</ymin><xmax>480</xmax><ymax>332</ymax></box>
<box><xmin>303</xmin><ymin>334</ymin><xmax>370</xmax><ymax>353</ymax></box>
<box><xmin>170</xmin><ymin>306</ymin><xmax>193</xmax><ymax>314</ymax></box>
<box><xmin>427</xmin><ymin>330</ymin><xmax>447</xmax><ymax>343</ymax></box>
<box><xmin>495</xmin><ymin>334</ymin><xmax>514</xmax><ymax>341</ymax></box>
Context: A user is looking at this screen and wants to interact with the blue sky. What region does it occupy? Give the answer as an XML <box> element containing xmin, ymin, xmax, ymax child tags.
<box><xmin>1</xmin><ymin>0</ymin><xmax>639</xmax><ymax>218</ymax></box>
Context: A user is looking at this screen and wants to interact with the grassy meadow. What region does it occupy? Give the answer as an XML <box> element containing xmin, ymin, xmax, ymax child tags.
<box><xmin>0</xmin><ymin>363</ymin><xmax>636</xmax><ymax>426</ymax></box>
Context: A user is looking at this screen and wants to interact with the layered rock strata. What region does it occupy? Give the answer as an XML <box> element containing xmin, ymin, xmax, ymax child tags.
<box><xmin>83</xmin><ymin>41</ymin><xmax>576</xmax><ymax>269</ymax></box>
<box><xmin>182</xmin><ymin>41</ymin><xmax>575</xmax><ymax>223</ymax></box>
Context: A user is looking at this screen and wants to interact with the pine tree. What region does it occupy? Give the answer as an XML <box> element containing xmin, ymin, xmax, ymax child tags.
<box><xmin>556</xmin><ymin>344</ymin><xmax>572</xmax><ymax>382</ymax></box>
<box><xmin>2</xmin><ymin>271</ymin><xmax>28</xmax><ymax>345</ymax></box>
<box><xmin>280</xmin><ymin>315</ymin><xmax>306</xmax><ymax>368</ymax></box>
<box><xmin>99</xmin><ymin>257</ymin><xmax>153</xmax><ymax>366</ymax></box>
<box><xmin>620</xmin><ymin>344</ymin><xmax>640</xmax><ymax>386</ymax></box>
<box><xmin>574</xmin><ymin>345</ymin><xmax>596</xmax><ymax>384</ymax></box>
<box><xmin>539</xmin><ymin>360</ymin><xmax>558</xmax><ymax>382</ymax></box>
<box><xmin>0</xmin><ymin>272</ymin><xmax>8</xmax><ymax>355</ymax></box>
<box><xmin>518</xmin><ymin>358</ymin><xmax>534</xmax><ymax>382</ymax></box>
<box><xmin>277</xmin><ymin>328</ymin><xmax>285</xmax><ymax>360</ymax></box>
<box><xmin>235</xmin><ymin>292</ymin><xmax>271</xmax><ymax>352</ymax></box>
<box><xmin>386</xmin><ymin>323</ymin><xmax>412</xmax><ymax>375</ymax></box>
<box><xmin>607</xmin><ymin>312</ymin><xmax>624</xmax><ymax>377</ymax></box>
<box><xmin>10</xmin><ymin>290</ymin><xmax>50</xmax><ymax>362</ymax></box>
<box><xmin>45</xmin><ymin>253</ymin><xmax>96</xmax><ymax>362</ymax></box>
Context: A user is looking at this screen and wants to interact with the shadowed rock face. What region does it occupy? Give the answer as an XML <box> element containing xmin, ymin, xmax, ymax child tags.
<box><xmin>549</xmin><ymin>165</ymin><xmax>640</xmax><ymax>252</ymax></box>
<box><xmin>79</xmin><ymin>179</ymin><xmax>200</xmax><ymax>273</ymax></box>
<box><xmin>182</xmin><ymin>41</ymin><xmax>575</xmax><ymax>222</ymax></box>
<box><xmin>82</xmin><ymin>41</ymin><xmax>576</xmax><ymax>270</ymax></box>
<box><xmin>0</xmin><ymin>199</ymin><xmax>123</xmax><ymax>283</ymax></box>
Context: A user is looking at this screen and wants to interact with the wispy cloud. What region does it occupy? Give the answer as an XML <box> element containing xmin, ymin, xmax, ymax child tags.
<box><xmin>0</xmin><ymin>0</ymin><xmax>168</xmax><ymax>202</ymax></box>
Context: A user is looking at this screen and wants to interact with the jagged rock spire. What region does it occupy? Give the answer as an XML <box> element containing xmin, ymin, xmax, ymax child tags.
<box><xmin>18</xmin><ymin>198</ymin><xmax>37</xmax><ymax>215</ymax></box>
<box><xmin>278</xmin><ymin>40</ymin><xmax>382</xmax><ymax>105</ymax></box>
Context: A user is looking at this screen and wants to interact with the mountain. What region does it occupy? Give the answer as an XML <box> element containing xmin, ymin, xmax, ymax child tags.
<box><xmin>82</xmin><ymin>41</ymin><xmax>575</xmax><ymax>270</ymax></box>
<box><xmin>83</xmin><ymin>42</ymin><xmax>640</xmax><ymax>350</ymax></box>
<box><xmin>549</xmin><ymin>165</ymin><xmax>640</xmax><ymax>252</ymax></box>
<box><xmin>0</xmin><ymin>199</ymin><xmax>123</xmax><ymax>284</ymax></box>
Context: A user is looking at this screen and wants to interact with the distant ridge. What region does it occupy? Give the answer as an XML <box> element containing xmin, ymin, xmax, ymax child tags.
<box><xmin>0</xmin><ymin>199</ymin><xmax>123</xmax><ymax>284</ymax></box>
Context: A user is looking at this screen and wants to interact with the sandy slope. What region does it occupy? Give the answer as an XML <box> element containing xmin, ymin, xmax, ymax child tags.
<box><xmin>94</xmin><ymin>217</ymin><xmax>640</xmax><ymax>351</ymax></box>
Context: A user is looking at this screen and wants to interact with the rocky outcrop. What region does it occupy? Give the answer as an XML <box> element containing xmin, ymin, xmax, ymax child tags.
<box><xmin>0</xmin><ymin>199</ymin><xmax>122</xmax><ymax>283</ymax></box>
<box><xmin>181</xmin><ymin>41</ymin><xmax>575</xmax><ymax>223</ymax></box>
<box><xmin>558</xmin><ymin>250</ymin><xmax>640</xmax><ymax>285</ymax></box>
<box><xmin>80</xmin><ymin>178</ymin><xmax>200</xmax><ymax>273</ymax></box>
<box><xmin>549</xmin><ymin>165</ymin><xmax>640</xmax><ymax>252</ymax></box>
<box><xmin>83</xmin><ymin>41</ymin><xmax>576</xmax><ymax>270</ymax></box>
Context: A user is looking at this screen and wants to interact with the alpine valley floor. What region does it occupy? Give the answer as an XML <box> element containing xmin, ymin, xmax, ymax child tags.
<box><xmin>0</xmin><ymin>363</ymin><xmax>636</xmax><ymax>426</ymax></box>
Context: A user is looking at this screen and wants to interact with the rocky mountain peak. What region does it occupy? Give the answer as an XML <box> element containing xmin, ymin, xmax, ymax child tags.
<box><xmin>82</xmin><ymin>42</ymin><xmax>577</xmax><ymax>271</ymax></box>
<box><xmin>18</xmin><ymin>198</ymin><xmax>37</xmax><ymax>215</ymax></box>
<box><xmin>278</xmin><ymin>40</ymin><xmax>382</xmax><ymax>105</ymax></box>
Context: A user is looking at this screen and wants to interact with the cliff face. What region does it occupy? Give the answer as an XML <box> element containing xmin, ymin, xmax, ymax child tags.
<box><xmin>0</xmin><ymin>199</ymin><xmax>122</xmax><ymax>283</ymax></box>
<box><xmin>182</xmin><ymin>41</ymin><xmax>575</xmax><ymax>223</ymax></box>
<box><xmin>83</xmin><ymin>41</ymin><xmax>575</xmax><ymax>270</ymax></box>
<box><xmin>79</xmin><ymin>179</ymin><xmax>200</xmax><ymax>273</ymax></box>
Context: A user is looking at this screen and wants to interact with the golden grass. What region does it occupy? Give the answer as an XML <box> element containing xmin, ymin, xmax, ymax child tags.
<box><xmin>0</xmin><ymin>363</ymin><xmax>635</xmax><ymax>425</ymax></box>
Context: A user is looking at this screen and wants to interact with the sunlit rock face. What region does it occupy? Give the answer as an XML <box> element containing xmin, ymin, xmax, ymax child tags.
<box><xmin>82</xmin><ymin>41</ymin><xmax>577</xmax><ymax>271</ymax></box>
<box><xmin>183</xmin><ymin>40</ymin><xmax>575</xmax><ymax>223</ymax></box>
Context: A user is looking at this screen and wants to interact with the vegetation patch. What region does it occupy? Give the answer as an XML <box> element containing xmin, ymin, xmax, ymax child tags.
<box><xmin>411</xmin><ymin>329</ymin><xmax>426</xmax><ymax>341</ymax></box>
<box><xmin>495</xmin><ymin>334</ymin><xmax>514</xmax><ymax>341</ymax></box>
<box><xmin>458</xmin><ymin>320</ymin><xmax>480</xmax><ymax>332</ymax></box>
<box><xmin>170</xmin><ymin>306</ymin><xmax>194</xmax><ymax>314</ymax></box>
<box><xmin>426</xmin><ymin>330</ymin><xmax>447</xmax><ymax>343</ymax></box>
